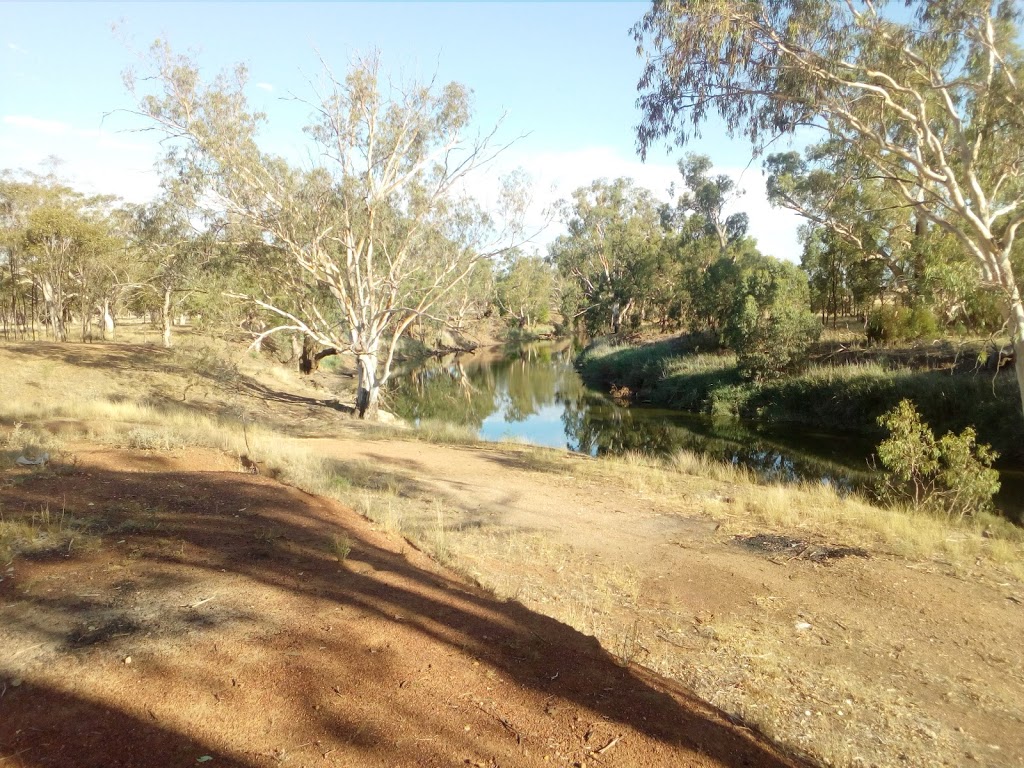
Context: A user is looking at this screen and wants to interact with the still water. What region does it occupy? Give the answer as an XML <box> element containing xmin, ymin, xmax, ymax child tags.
<box><xmin>388</xmin><ymin>341</ymin><xmax>1022</xmax><ymax>521</ymax></box>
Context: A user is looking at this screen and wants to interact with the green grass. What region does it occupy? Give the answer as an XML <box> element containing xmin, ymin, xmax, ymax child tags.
<box><xmin>578</xmin><ymin>338</ymin><xmax>1024</xmax><ymax>460</ymax></box>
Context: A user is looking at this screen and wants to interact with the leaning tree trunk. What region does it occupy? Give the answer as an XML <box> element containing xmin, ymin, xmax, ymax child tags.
<box><xmin>161</xmin><ymin>286</ymin><xmax>173</xmax><ymax>348</ymax></box>
<box><xmin>355</xmin><ymin>352</ymin><xmax>381</xmax><ymax>419</ymax></box>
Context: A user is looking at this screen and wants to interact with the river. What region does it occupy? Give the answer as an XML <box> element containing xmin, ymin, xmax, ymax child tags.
<box><xmin>387</xmin><ymin>341</ymin><xmax>1023</xmax><ymax>522</ymax></box>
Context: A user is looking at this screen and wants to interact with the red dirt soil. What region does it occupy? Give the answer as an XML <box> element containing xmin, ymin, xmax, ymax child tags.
<box><xmin>0</xmin><ymin>447</ymin><xmax>803</xmax><ymax>768</ymax></box>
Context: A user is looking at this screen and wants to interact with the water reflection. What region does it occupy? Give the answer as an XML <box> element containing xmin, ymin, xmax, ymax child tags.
<box><xmin>386</xmin><ymin>342</ymin><xmax>1021</xmax><ymax>522</ymax></box>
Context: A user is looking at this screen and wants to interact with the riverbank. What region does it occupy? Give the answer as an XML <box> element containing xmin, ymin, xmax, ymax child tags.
<box><xmin>577</xmin><ymin>336</ymin><xmax>1024</xmax><ymax>461</ymax></box>
<box><xmin>2</xmin><ymin>336</ymin><xmax>1024</xmax><ymax>768</ymax></box>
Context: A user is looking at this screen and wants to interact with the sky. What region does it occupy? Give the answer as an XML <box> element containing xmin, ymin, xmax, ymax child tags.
<box><xmin>0</xmin><ymin>2</ymin><xmax>806</xmax><ymax>261</ymax></box>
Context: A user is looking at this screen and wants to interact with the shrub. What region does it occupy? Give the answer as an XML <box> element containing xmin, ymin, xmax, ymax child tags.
<box><xmin>723</xmin><ymin>259</ymin><xmax>821</xmax><ymax>381</ymax></box>
<box><xmin>865</xmin><ymin>304</ymin><xmax>939</xmax><ymax>345</ymax></box>
<box><xmin>876</xmin><ymin>399</ymin><xmax>999</xmax><ymax>518</ymax></box>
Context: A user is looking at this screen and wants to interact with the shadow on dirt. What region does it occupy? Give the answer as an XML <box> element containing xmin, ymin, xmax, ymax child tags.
<box><xmin>0</xmin><ymin>679</ymin><xmax>251</xmax><ymax>768</ymax></box>
<box><xmin>0</xmin><ymin>461</ymin><xmax>807</xmax><ymax>767</ymax></box>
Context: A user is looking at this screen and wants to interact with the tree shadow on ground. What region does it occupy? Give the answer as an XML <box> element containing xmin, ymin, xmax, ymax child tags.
<box><xmin>0</xmin><ymin>680</ymin><xmax>252</xmax><ymax>768</ymax></box>
<box><xmin>0</xmin><ymin>460</ymin><xmax>808</xmax><ymax>768</ymax></box>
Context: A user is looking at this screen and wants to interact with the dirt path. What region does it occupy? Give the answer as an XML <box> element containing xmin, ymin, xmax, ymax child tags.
<box><xmin>305</xmin><ymin>436</ymin><xmax>1024</xmax><ymax>768</ymax></box>
<box><xmin>2</xmin><ymin>339</ymin><xmax>1023</xmax><ymax>767</ymax></box>
<box><xmin>0</xmin><ymin>447</ymin><xmax>801</xmax><ymax>768</ymax></box>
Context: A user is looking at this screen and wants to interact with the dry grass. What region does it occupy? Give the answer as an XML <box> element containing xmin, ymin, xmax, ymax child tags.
<box><xmin>0</xmin><ymin>504</ymin><xmax>96</xmax><ymax>564</ymax></box>
<box><xmin>651</xmin><ymin>616</ymin><xmax>962</xmax><ymax>768</ymax></box>
<box><xmin>4</xmin><ymin>334</ymin><xmax>1024</xmax><ymax>768</ymax></box>
<box><xmin>557</xmin><ymin>447</ymin><xmax>1024</xmax><ymax>581</ymax></box>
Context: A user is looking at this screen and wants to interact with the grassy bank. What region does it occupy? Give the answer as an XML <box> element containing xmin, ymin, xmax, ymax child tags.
<box><xmin>578</xmin><ymin>337</ymin><xmax>1024</xmax><ymax>460</ymax></box>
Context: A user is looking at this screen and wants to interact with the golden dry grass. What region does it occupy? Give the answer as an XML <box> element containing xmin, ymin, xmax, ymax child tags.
<box><xmin>555</xmin><ymin>448</ymin><xmax>1024</xmax><ymax>581</ymax></box>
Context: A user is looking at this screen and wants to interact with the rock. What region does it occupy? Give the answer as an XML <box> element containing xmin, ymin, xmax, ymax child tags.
<box><xmin>16</xmin><ymin>452</ymin><xmax>49</xmax><ymax>466</ymax></box>
<box><xmin>795</xmin><ymin>621</ymin><xmax>813</xmax><ymax>632</ymax></box>
<box><xmin>10</xmin><ymin>678</ymin><xmax>22</xmax><ymax>687</ymax></box>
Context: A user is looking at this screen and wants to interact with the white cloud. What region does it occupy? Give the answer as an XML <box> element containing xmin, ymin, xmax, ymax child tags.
<box><xmin>480</xmin><ymin>145</ymin><xmax>803</xmax><ymax>262</ymax></box>
<box><xmin>256</xmin><ymin>82</ymin><xmax>275</xmax><ymax>92</ymax></box>
<box><xmin>7</xmin><ymin>42</ymin><xmax>27</xmax><ymax>54</ymax></box>
<box><xmin>3</xmin><ymin>114</ymin><xmax>71</xmax><ymax>136</ymax></box>
<box><xmin>0</xmin><ymin>114</ymin><xmax>161</xmax><ymax>202</ymax></box>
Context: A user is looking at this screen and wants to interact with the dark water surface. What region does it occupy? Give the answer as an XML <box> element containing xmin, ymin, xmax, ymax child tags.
<box><xmin>388</xmin><ymin>342</ymin><xmax>1022</xmax><ymax>522</ymax></box>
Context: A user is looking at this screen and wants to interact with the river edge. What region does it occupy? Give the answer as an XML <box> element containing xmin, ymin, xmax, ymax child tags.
<box><xmin>576</xmin><ymin>335</ymin><xmax>1024</xmax><ymax>461</ymax></box>
<box><xmin>3</xmin><ymin>336</ymin><xmax>1024</xmax><ymax>767</ymax></box>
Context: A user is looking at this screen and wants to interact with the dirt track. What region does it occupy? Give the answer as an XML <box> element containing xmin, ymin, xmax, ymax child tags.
<box><xmin>0</xmin><ymin>447</ymin><xmax>801</xmax><ymax>768</ymax></box>
<box><xmin>305</xmin><ymin>436</ymin><xmax>1024</xmax><ymax>767</ymax></box>
<box><xmin>1</xmin><ymin>339</ymin><xmax>1023</xmax><ymax>767</ymax></box>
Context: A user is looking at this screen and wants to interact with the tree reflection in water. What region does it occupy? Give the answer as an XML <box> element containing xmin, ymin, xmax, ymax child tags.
<box><xmin>387</xmin><ymin>342</ymin><xmax>1022</xmax><ymax>521</ymax></box>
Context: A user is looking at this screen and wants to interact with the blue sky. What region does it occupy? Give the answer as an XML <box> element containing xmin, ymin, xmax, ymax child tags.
<box><xmin>0</xmin><ymin>2</ymin><xmax>804</xmax><ymax>260</ymax></box>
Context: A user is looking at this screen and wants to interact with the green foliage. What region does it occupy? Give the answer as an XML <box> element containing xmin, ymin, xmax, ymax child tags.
<box><xmin>577</xmin><ymin>338</ymin><xmax>1024</xmax><ymax>461</ymax></box>
<box><xmin>549</xmin><ymin>177</ymin><xmax>663</xmax><ymax>335</ymax></box>
<box><xmin>671</xmin><ymin>153</ymin><xmax>748</xmax><ymax>254</ymax></box>
<box><xmin>494</xmin><ymin>251</ymin><xmax>554</xmax><ymax>328</ymax></box>
<box><xmin>635</xmin><ymin>0</ymin><xmax>1024</xmax><ymax>416</ymax></box>
<box><xmin>131</xmin><ymin>44</ymin><xmax>525</xmax><ymax>418</ymax></box>
<box><xmin>0</xmin><ymin>172</ymin><xmax>127</xmax><ymax>342</ymax></box>
<box><xmin>876</xmin><ymin>400</ymin><xmax>1000</xmax><ymax>519</ymax></box>
<box><xmin>865</xmin><ymin>305</ymin><xmax>939</xmax><ymax>345</ymax></box>
<box><xmin>722</xmin><ymin>257</ymin><xmax>821</xmax><ymax>380</ymax></box>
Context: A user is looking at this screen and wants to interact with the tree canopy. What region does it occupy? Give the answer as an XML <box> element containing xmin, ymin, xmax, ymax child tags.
<box><xmin>128</xmin><ymin>43</ymin><xmax>526</xmax><ymax>417</ymax></box>
<box><xmin>635</xmin><ymin>0</ymin><xmax>1024</xmax><ymax>414</ymax></box>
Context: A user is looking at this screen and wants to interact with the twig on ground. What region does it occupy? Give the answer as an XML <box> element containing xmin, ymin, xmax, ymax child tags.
<box><xmin>473</xmin><ymin>701</ymin><xmax>522</xmax><ymax>744</ymax></box>
<box><xmin>595</xmin><ymin>735</ymin><xmax>621</xmax><ymax>755</ymax></box>
<box><xmin>180</xmin><ymin>595</ymin><xmax>216</xmax><ymax>608</ymax></box>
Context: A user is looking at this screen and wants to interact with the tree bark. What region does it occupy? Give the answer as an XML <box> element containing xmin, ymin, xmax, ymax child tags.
<box><xmin>610</xmin><ymin>301</ymin><xmax>622</xmax><ymax>334</ymax></box>
<box><xmin>162</xmin><ymin>286</ymin><xmax>173</xmax><ymax>348</ymax></box>
<box><xmin>355</xmin><ymin>352</ymin><xmax>380</xmax><ymax>419</ymax></box>
<box><xmin>1007</xmin><ymin>289</ymin><xmax>1024</xmax><ymax>421</ymax></box>
<box><xmin>41</xmin><ymin>280</ymin><xmax>65</xmax><ymax>342</ymax></box>
<box><xmin>102</xmin><ymin>299</ymin><xmax>115</xmax><ymax>340</ymax></box>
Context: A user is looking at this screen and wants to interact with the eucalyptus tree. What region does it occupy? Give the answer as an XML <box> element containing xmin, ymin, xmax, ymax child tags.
<box><xmin>635</xmin><ymin>0</ymin><xmax>1024</xmax><ymax>414</ymax></box>
<box><xmin>129</xmin><ymin>43</ymin><xmax>525</xmax><ymax>417</ymax></box>
<box><xmin>1</xmin><ymin>173</ymin><xmax>125</xmax><ymax>341</ymax></box>
<box><xmin>21</xmin><ymin>195</ymin><xmax>98</xmax><ymax>342</ymax></box>
<box><xmin>766</xmin><ymin>146</ymin><xmax>922</xmax><ymax>296</ymax></box>
<box><xmin>549</xmin><ymin>178</ymin><xmax>663</xmax><ymax>335</ymax></box>
<box><xmin>494</xmin><ymin>250</ymin><xmax>555</xmax><ymax>329</ymax></box>
<box><xmin>125</xmin><ymin>199</ymin><xmax>218</xmax><ymax>348</ymax></box>
<box><xmin>671</xmin><ymin>153</ymin><xmax>748</xmax><ymax>258</ymax></box>
<box><xmin>0</xmin><ymin>173</ymin><xmax>39</xmax><ymax>338</ymax></box>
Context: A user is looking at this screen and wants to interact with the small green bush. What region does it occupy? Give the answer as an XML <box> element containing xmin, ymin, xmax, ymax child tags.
<box><xmin>865</xmin><ymin>304</ymin><xmax>939</xmax><ymax>345</ymax></box>
<box><xmin>876</xmin><ymin>399</ymin><xmax>999</xmax><ymax>519</ymax></box>
<box><xmin>723</xmin><ymin>259</ymin><xmax>821</xmax><ymax>381</ymax></box>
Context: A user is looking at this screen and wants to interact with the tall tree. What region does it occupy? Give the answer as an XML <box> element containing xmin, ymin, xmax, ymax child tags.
<box><xmin>127</xmin><ymin>199</ymin><xmax>215</xmax><ymax>348</ymax></box>
<box><xmin>129</xmin><ymin>43</ymin><xmax>525</xmax><ymax>417</ymax></box>
<box><xmin>549</xmin><ymin>178</ymin><xmax>662</xmax><ymax>335</ymax></box>
<box><xmin>635</xmin><ymin>0</ymin><xmax>1024</xmax><ymax>415</ymax></box>
<box><xmin>494</xmin><ymin>250</ymin><xmax>555</xmax><ymax>329</ymax></box>
<box><xmin>672</xmin><ymin>153</ymin><xmax>748</xmax><ymax>257</ymax></box>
